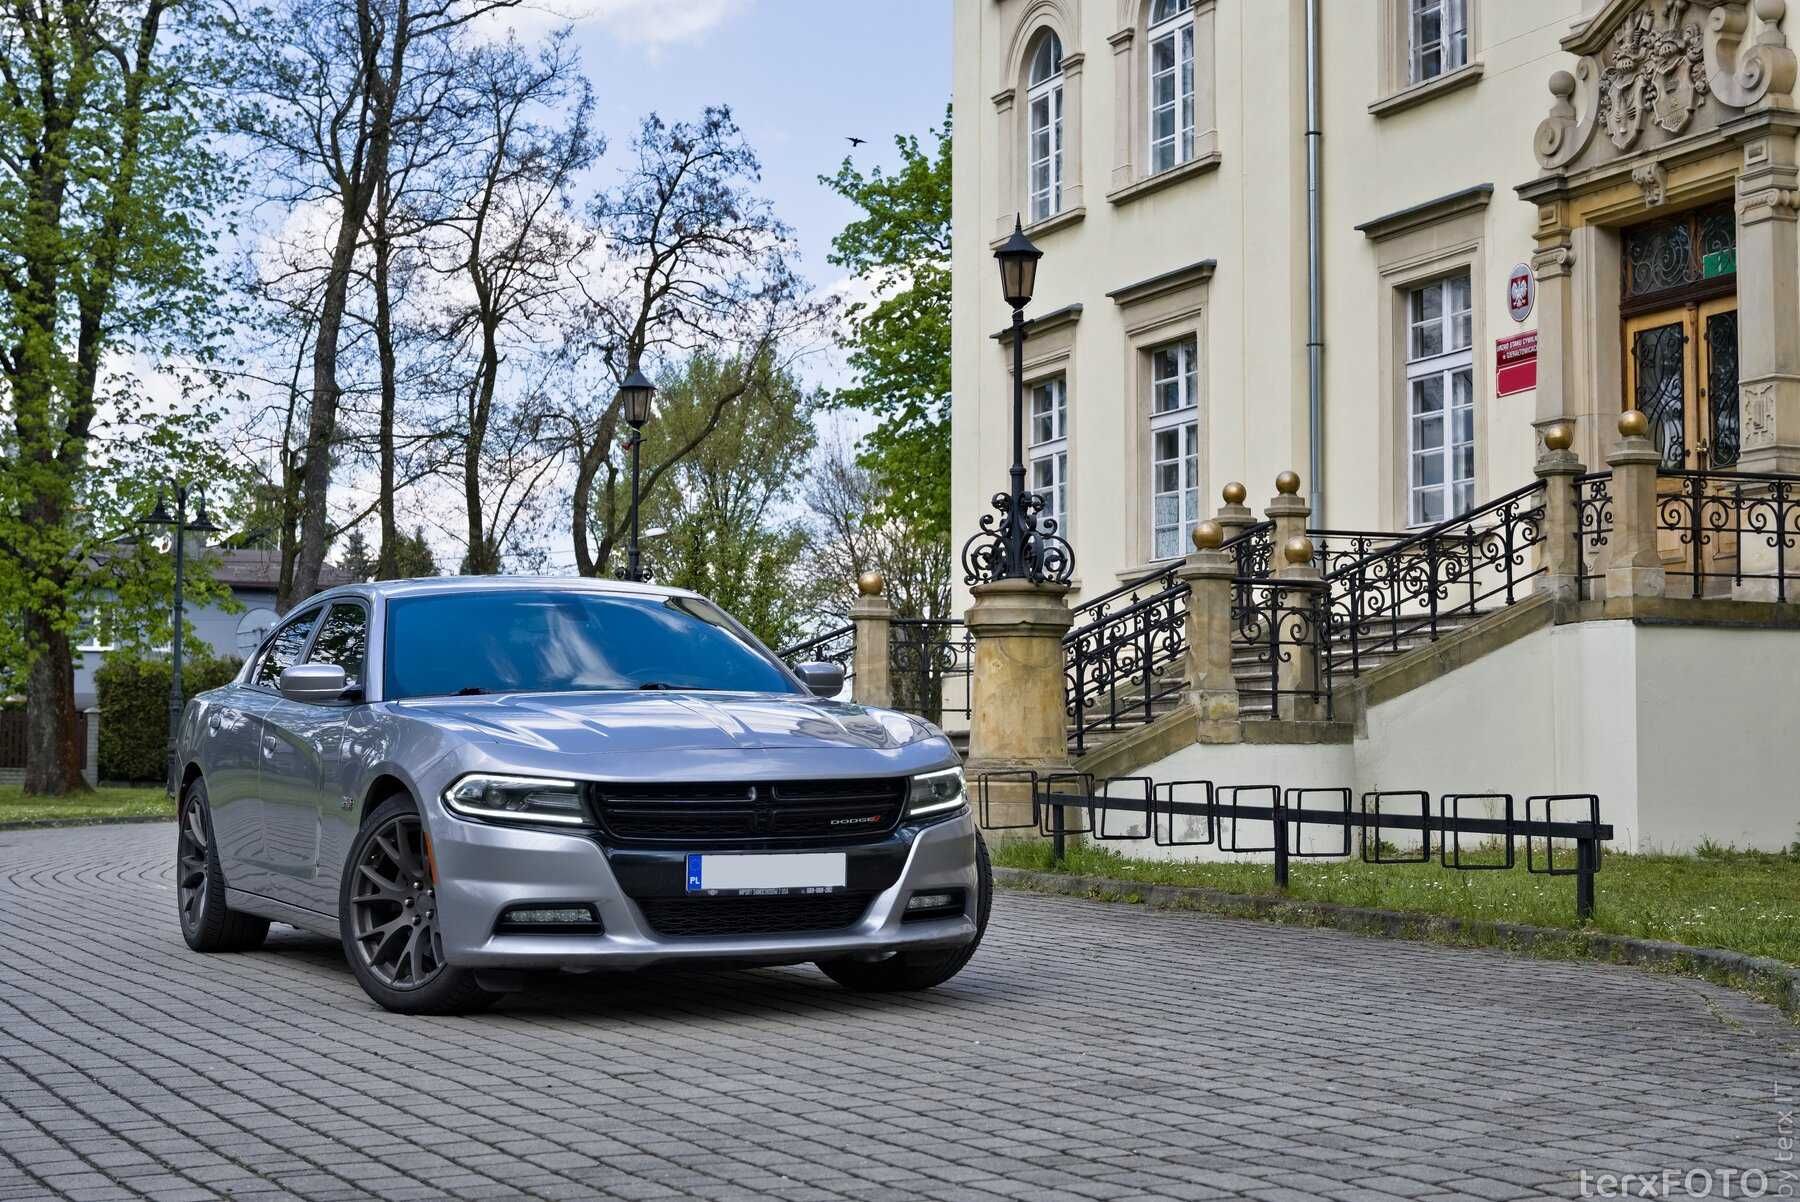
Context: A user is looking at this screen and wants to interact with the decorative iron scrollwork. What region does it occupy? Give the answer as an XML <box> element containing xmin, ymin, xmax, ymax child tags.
<box><xmin>960</xmin><ymin>489</ymin><xmax>1075</xmax><ymax>587</ymax></box>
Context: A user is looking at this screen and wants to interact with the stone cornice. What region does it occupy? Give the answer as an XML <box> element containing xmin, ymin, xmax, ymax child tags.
<box><xmin>990</xmin><ymin>302</ymin><xmax>1083</xmax><ymax>342</ymax></box>
<box><xmin>1355</xmin><ymin>184</ymin><xmax>1494</xmax><ymax>242</ymax></box>
<box><xmin>1105</xmin><ymin>259</ymin><xmax>1217</xmax><ymax>307</ymax></box>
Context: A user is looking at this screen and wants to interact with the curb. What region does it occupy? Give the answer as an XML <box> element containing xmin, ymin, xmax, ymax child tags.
<box><xmin>994</xmin><ymin>865</ymin><xmax>1800</xmax><ymax>1018</ymax></box>
<box><xmin>0</xmin><ymin>814</ymin><xmax>173</xmax><ymax>832</ymax></box>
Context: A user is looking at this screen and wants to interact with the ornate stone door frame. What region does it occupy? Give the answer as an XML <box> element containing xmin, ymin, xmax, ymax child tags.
<box><xmin>1518</xmin><ymin>0</ymin><xmax>1800</xmax><ymax>474</ymax></box>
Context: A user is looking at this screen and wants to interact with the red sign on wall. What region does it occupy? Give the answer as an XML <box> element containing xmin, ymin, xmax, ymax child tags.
<box><xmin>1496</xmin><ymin>330</ymin><xmax>1538</xmax><ymax>397</ymax></box>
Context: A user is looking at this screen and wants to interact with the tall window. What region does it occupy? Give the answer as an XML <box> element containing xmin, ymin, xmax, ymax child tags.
<box><xmin>1149</xmin><ymin>338</ymin><xmax>1200</xmax><ymax>559</ymax></box>
<box><xmin>1029</xmin><ymin>377</ymin><xmax>1069</xmax><ymax>530</ymax></box>
<box><xmin>1408</xmin><ymin>0</ymin><xmax>1468</xmax><ymax>83</ymax></box>
<box><xmin>1406</xmin><ymin>273</ymin><xmax>1474</xmax><ymax>527</ymax></box>
<box><xmin>1026</xmin><ymin>32</ymin><xmax>1064</xmax><ymax>224</ymax></box>
<box><xmin>1147</xmin><ymin>0</ymin><xmax>1195</xmax><ymax>174</ymax></box>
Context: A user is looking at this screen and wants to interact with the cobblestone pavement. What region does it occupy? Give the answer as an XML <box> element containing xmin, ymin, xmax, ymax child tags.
<box><xmin>0</xmin><ymin>823</ymin><xmax>1794</xmax><ymax>1202</ymax></box>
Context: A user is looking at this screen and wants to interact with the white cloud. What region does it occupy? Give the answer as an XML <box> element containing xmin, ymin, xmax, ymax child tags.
<box><xmin>483</xmin><ymin>0</ymin><xmax>747</xmax><ymax>50</ymax></box>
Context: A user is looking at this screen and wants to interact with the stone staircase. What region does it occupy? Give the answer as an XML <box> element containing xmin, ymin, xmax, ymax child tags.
<box><xmin>1065</xmin><ymin>608</ymin><xmax>1494</xmax><ymax>761</ymax></box>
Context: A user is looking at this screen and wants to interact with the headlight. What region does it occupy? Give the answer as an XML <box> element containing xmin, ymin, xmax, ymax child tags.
<box><xmin>443</xmin><ymin>774</ymin><xmax>589</xmax><ymax>827</ymax></box>
<box><xmin>907</xmin><ymin>767</ymin><xmax>966</xmax><ymax>819</ymax></box>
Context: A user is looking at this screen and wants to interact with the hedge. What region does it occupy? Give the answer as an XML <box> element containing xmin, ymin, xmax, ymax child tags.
<box><xmin>97</xmin><ymin>650</ymin><xmax>242</xmax><ymax>782</ymax></box>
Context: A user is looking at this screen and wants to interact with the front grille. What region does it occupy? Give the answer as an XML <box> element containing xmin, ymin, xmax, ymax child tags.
<box><xmin>636</xmin><ymin>892</ymin><xmax>875</xmax><ymax>938</ymax></box>
<box><xmin>592</xmin><ymin>778</ymin><xmax>906</xmax><ymax>846</ymax></box>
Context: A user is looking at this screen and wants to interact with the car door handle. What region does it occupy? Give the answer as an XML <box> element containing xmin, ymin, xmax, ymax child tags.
<box><xmin>262</xmin><ymin>736</ymin><xmax>276</xmax><ymax>758</ymax></box>
<box><xmin>207</xmin><ymin>712</ymin><xmax>222</xmax><ymax>735</ymax></box>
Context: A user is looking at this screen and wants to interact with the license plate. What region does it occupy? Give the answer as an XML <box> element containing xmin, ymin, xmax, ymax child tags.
<box><xmin>684</xmin><ymin>852</ymin><xmax>847</xmax><ymax>895</ymax></box>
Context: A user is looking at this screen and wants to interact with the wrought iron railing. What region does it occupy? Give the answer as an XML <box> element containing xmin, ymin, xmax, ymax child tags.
<box><xmin>1655</xmin><ymin>469</ymin><xmax>1800</xmax><ymax>602</ymax></box>
<box><xmin>1232</xmin><ymin>578</ymin><xmax>1331</xmax><ymax>719</ymax></box>
<box><xmin>1573</xmin><ymin>470</ymin><xmax>1614</xmax><ymax>600</ymax></box>
<box><xmin>1062</xmin><ymin>522</ymin><xmax>1274</xmax><ymax>756</ymax></box>
<box><xmin>1320</xmin><ymin>481</ymin><xmax>1546</xmax><ymax>676</ymax></box>
<box><xmin>889</xmin><ymin>618</ymin><xmax>972</xmax><ymax>726</ymax></box>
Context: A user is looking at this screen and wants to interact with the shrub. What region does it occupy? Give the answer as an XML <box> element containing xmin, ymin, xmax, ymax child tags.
<box><xmin>97</xmin><ymin>650</ymin><xmax>242</xmax><ymax>782</ymax></box>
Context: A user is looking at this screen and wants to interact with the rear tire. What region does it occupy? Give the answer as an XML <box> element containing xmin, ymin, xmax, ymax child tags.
<box><xmin>817</xmin><ymin>828</ymin><xmax>992</xmax><ymax>993</ymax></box>
<box><xmin>177</xmin><ymin>779</ymin><xmax>270</xmax><ymax>953</ymax></box>
<box><xmin>340</xmin><ymin>794</ymin><xmax>499</xmax><ymax>1016</ymax></box>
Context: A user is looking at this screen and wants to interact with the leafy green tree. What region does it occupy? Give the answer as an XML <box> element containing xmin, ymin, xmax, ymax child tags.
<box><xmin>392</xmin><ymin>525</ymin><xmax>438</xmax><ymax>578</ymax></box>
<box><xmin>0</xmin><ymin>0</ymin><xmax>237</xmax><ymax>793</ymax></box>
<box><xmin>636</xmin><ymin>352</ymin><xmax>823</xmax><ymax>648</ymax></box>
<box><xmin>819</xmin><ymin>106</ymin><xmax>952</xmax><ymax>539</ymax></box>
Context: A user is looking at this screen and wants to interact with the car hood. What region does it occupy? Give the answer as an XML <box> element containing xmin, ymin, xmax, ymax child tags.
<box><xmin>389</xmin><ymin>690</ymin><xmax>939</xmax><ymax>757</ymax></box>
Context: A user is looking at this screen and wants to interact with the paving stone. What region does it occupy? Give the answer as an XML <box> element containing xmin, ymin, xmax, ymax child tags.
<box><xmin>0</xmin><ymin>822</ymin><xmax>1790</xmax><ymax>1202</ymax></box>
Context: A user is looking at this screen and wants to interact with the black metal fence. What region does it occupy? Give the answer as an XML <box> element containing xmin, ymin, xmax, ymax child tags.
<box><xmin>776</xmin><ymin>624</ymin><xmax>855</xmax><ymax>674</ymax></box>
<box><xmin>1655</xmin><ymin>468</ymin><xmax>1800</xmax><ymax>601</ymax></box>
<box><xmin>1063</xmin><ymin>580</ymin><xmax>1186</xmax><ymax>756</ymax></box>
<box><xmin>889</xmin><ymin>618</ymin><xmax>972</xmax><ymax>725</ymax></box>
<box><xmin>1231</xmin><ymin>577</ymin><xmax>1331</xmax><ymax>718</ymax></box>
<box><xmin>976</xmin><ymin>769</ymin><xmax>1612</xmax><ymax>920</ymax></box>
<box><xmin>1573</xmin><ymin>470</ymin><xmax>1614</xmax><ymax>600</ymax></box>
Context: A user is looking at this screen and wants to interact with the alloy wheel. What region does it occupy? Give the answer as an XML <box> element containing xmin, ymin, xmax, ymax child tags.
<box><xmin>177</xmin><ymin>795</ymin><xmax>210</xmax><ymax>934</ymax></box>
<box><xmin>349</xmin><ymin>813</ymin><xmax>445</xmax><ymax>990</ymax></box>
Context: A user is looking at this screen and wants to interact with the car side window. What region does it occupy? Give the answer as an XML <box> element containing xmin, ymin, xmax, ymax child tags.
<box><xmin>252</xmin><ymin>608</ymin><xmax>321</xmax><ymax>690</ymax></box>
<box><xmin>307</xmin><ymin>602</ymin><xmax>368</xmax><ymax>691</ymax></box>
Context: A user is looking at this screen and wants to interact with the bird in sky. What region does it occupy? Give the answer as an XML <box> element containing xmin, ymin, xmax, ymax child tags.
<box><xmin>846</xmin><ymin>136</ymin><xmax>866</xmax><ymax>147</ymax></box>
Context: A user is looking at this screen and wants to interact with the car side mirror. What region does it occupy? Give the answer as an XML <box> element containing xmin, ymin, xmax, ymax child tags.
<box><xmin>278</xmin><ymin>662</ymin><xmax>350</xmax><ymax>703</ymax></box>
<box><xmin>793</xmin><ymin>661</ymin><xmax>845</xmax><ymax>698</ymax></box>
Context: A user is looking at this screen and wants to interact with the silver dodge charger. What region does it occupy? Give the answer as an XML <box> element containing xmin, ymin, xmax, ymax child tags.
<box><xmin>172</xmin><ymin>577</ymin><xmax>989</xmax><ymax>1014</ymax></box>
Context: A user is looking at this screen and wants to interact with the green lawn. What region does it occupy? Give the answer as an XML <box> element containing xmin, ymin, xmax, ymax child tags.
<box><xmin>991</xmin><ymin>837</ymin><xmax>1800</xmax><ymax>965</ymax></box>
<box><xmin>0</xmin><ymin>785</ymin><xmax>173</xmax><ymax>826</ymax></box>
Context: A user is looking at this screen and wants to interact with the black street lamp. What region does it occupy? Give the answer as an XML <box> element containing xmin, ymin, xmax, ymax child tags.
<box><xmin>960</xmin><ymin>216</ymin><xmax>1073</xmax><ymax>586</ymax></box>
<box><xmin>144</xmin><ymin>484</ymin><xmax>219</xmax><ymax>791</ymax></box>
<box><xmin>618</xmin><ymin>367</ymin><xmax>656</xmax><ymax>583</ymax></box>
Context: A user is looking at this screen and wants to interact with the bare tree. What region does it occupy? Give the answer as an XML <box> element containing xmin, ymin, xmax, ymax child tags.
<box><xmin>805</xmin><ymin>437</ymin><xmax>951</xmax><ymax>626</ymax></box>
<box><xmin>562</xmin><ymin>106</ymin><xmax>822</xmax><ymax>577</ymax></box>
<box><xmin>234</xmin><ymin>0</ymin><xmax>518</xmax><ymax>607</ymax></box>
<box><xmin>427</xmin><ymin>33</ymin><xmax>595</xmax><ymax>574</ymax></box>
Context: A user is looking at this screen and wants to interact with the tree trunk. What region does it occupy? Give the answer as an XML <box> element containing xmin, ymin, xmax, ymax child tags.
<box><xmin>373</xmin><ymin>218</ymin><xmax>400</xmax><ymax>579</ymax></box>
<box><xmin>22</xmin><ymin>613</ymin><xmax>86</xmax><ymax>796</ymax></box>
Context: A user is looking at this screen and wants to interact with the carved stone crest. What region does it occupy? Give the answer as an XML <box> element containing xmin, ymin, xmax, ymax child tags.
<box><xmin>1632</xmin><ymin>160</ymin><xmax>1670</xmax><ymax>205</ymax></box>
<box><xmin>1597</xmin><ymin>3</ymin><xmax>1710</xmax><ymax>151</ymax></box>
<box><xmin>1742</xmin><ymin>380</ymin><xmax>1778</xmax><ymax>450</ymax></box>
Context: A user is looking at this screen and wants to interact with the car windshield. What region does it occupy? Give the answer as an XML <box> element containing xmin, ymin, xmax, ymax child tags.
<box><xmin>382</xmin><ymin>589</ymin><xmax>797</xmax><ymax>701</ymax></box>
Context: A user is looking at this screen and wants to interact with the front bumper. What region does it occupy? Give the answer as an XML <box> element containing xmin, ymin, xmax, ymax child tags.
<box><xmin>427</xmin><ymin>806</ymin><xmax>981</xmax><ymax>970</ymax></box>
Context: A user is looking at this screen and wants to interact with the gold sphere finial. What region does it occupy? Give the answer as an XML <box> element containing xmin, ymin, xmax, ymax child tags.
<box><xmin>1191</xmin><ymin>520</ymin><xmax>1224</xmax><ymax>551</ymax></box>
<box><xmin>1282</xmin><ymin>534</ymin><xmax>1315</xmax><ymax>566</ymax></box>
<box><xmin>1543</xmin><ymin>422</ymin><xmax>1574</xmax><ymax>452</ymax></box>
<box><xmin>1222</xmin><ymin>481</ymin><xmax>1247</xmax><ymax>506</ymax></box>
<box><xmin>1618</xmin><ymin>409</ymin><xmax>1649</xmax><ymax>439</ymax></box>
<box><xmin>1275</xmin><ymin>470</ymin><xmax>1301</xmax><ymax>496</ymax></box>
<box><xmin>856</xmin><ymin>569</ymin><xmax>884</xmax><ymax>596</ymax></box>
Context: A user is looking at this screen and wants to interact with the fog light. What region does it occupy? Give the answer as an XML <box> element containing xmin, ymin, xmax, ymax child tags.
<box><xmin>496</xmin><ymin>903</ymin><xmax>602</xmax><ymax>934</ymax></box>
<box><xmin>904</xmin><ymin>890</ymin><xmax>963</xmax><ymax>918</ymax></box>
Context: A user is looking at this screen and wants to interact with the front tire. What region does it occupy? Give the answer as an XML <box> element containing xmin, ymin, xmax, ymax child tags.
<box><xmin>817</xmin><ymin>828</ymin><xmax>993</xmax><ymax>993</ymax></box>
<box><xmin>340</xmin><ymin>794</ymin><xmax>499</xmax><ymax>1015</ymax></box>
<box><xmin>177</xmin><ymin>779</ymin><xmax>270</xmax><ymax>953</ymax></box>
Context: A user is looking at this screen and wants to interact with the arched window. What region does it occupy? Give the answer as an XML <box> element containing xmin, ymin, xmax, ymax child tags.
<box><xmin>1147</xmin><ymin>0</ymin><xmax>1195</xmax><ymax>174</ymax></box>
<box><xmin>1026</xmin><ymin>31</ymin><xmax>1064</xmax><ymax>223</ymax></box>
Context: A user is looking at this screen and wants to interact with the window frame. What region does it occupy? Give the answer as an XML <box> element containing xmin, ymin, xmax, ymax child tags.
<box><xmin>1407</xmin><ymin>0</ymin><xmax>1469</xmax><ymax>86</ymax></box>
<box><xmin>302</xmin><ymin>598</ymin><xmax>371</xmax><ymax>696</ymax></box>
<box><xmin>1403</xmin><ymin>273</ymin><xmax>1475</xmax><ymax>528</ymax></box>
<box><xmin>249</xmin><ymin>604</ymin><xmax>324</xmax><ymax>693</ymax></box>
<box><xmin>1148</xmin><ymin>337</ymin><xmax>1201</xmax><ymax>560</ymax></box>
<box><xmin>1027</xmin><ymin>375</ymin><xmax>1070</xmax><ymax>533</ymax></box>
<box><xmin>1026</xmin><ymin>33</ymin><xmax>1065</xmax><ymax>224</ymax></box>
<box><xmin>1146</xmin><ymin>0</ymin><xmax>1196</xmax><ymax>176</ymax></box>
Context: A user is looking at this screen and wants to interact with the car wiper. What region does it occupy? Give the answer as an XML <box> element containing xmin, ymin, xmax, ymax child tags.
<box><xmin>455</xmin><ymin>686</ymin><xmax>490</xmax><ymax>696</ymax></box>
<box><xmin>636</xmin><ymin>681</ymin><xmax>711</xmax><ymax>691</ymax></box>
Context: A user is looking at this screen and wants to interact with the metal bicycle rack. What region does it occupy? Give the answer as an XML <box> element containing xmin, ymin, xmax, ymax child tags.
<box><xmin>976</xmin><ymin>770</ymin><xmax>1613</xmax><ymax>921</ymax></box>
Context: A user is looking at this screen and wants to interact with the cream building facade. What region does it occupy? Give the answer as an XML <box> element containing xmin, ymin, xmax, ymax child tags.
<box><xmin>950</xmin><ymin>0</ymin><xmax>1800</xmax><ymax>609</ymax></box>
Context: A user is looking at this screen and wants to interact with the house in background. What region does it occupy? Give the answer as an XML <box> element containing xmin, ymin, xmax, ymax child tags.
<box><xmin>72</xmin><ymin>548</ymin><xmax>354</xmax><ymax>709</ymax></box>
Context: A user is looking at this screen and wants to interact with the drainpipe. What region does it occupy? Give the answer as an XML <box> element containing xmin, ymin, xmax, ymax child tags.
<box><xmin>1304</xmin><ymin>0</ymin><xmax>1325</xmax><ymax>525</ymax></box>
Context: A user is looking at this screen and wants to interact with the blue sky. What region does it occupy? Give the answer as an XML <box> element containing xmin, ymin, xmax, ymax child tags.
<box><xmin>551</xmin><ymin>0</ymin><xmax>952</xmax><ymax>307</ymax></box>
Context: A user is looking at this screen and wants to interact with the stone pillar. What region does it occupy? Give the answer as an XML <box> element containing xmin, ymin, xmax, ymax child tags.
<box><xmin>1604</xmin><ymin>410</ymin><xmax>1666</xmax><ymax>601</ymax></box>
<box><xmin>1732</xmin><ymin>122</ymin><xmax>1800</xmax><ymax>475</ymax></box>
<box><xmin>1533</xmin><ymin>421</ymin><xmax>1586</xmax><ymax>603</ymax></box>
<box><xmin>963</xmin><ymin>579</ymin><xmax>1075</xmax><ymax>829</ymax></box>
<box><xmin>1274</xmin><ymin>533</ymin><xmax>1326</xmax><ymax>722</ymax></box>
<box><xmin>849</xmin><ymin>570</ymin><xmax>892</xmax><ymax>709</ymax></box>
<box><xmin>1530</xmin><ymin>198</ymin><xmax>1589</xmax><ymax>463</ymax></box>
<box><xmin>1265</xmin><ymin>470</ymin><xmax>1310</xmax><ymax>550</ymax></box>
<box><xmin>1177</xmin><ymin>520</ymin><xmax>1238</xmax><ymax>722</ymax></box>
<box><xmin>1214</xmin><ymin>481</ymin><xmax>1257</xmax><ymax>542</ymax></box>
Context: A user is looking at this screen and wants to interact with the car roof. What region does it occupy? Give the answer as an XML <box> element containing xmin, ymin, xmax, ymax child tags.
<box><xmin>305</xmin><ymin>575</ymin><xmax>698</xmax><ymax>607</ymax></box>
